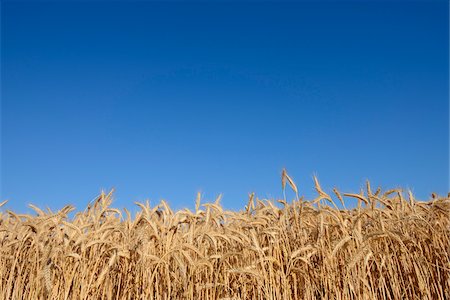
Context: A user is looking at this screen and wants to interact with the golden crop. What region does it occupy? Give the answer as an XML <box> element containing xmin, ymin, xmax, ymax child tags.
<box><xmin>1</xmin><ymin>172</ymin><xmax>449</xmax><ymax>299</ymax></box>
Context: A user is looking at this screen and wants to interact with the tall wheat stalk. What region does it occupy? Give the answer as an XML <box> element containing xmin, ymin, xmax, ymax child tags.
<box><xmin>0</xmin><ymin>174</ymin><xmax>448</xmax><ymax>299</ymax></box>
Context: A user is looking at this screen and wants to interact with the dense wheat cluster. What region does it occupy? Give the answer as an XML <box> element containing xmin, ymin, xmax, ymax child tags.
<box><xmin>1</xmin><ymin>173</ymin><xmax>449</xmax><ymax>299</ymax></box>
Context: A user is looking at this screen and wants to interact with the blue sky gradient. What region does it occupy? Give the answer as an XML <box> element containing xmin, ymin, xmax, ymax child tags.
<box><xmin>2</xmin><ymin>1</ymin><xmax>449</xmax><ymax>212</ymax></box>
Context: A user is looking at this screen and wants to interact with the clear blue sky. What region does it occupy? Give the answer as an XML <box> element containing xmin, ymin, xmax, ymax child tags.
<box><xmin>1</xmin><ymin>0</ymin><xmax>448</xmax><ymax>213</ymax></box>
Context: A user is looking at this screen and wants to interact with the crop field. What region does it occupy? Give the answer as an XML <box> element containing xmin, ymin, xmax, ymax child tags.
<box><xmin>0</xmin><ymin>173</ymin><xmax>449</xmax><ymax>299</ymax></box>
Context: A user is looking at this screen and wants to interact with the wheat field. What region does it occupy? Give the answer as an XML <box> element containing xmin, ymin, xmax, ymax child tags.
<box><xmin>1</xmin><ymin>172</ymin><xmax>449</xmax><ymax>299</ymax></box>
